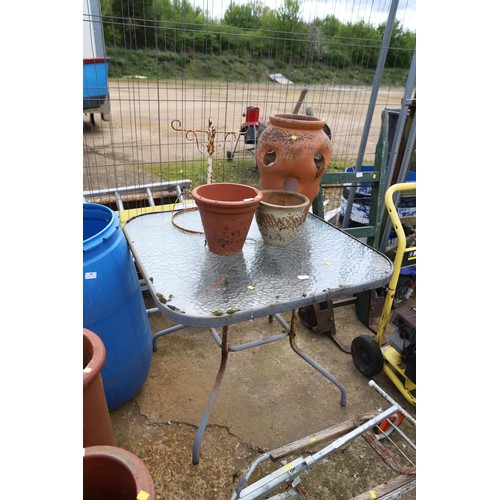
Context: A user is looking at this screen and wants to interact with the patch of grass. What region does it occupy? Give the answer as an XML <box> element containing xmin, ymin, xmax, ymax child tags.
<box><xmin>330</xmin><ymin>157</ymin><xmax>353</xmax><ymax>171</ymax></box>
<box><xmin>144</xmin><ymin>155</ymin><xmax>355</xmax><ymax>192</ymax></box>
<box><xmin>146</xmin><ymin>157</ymin><xmax>260</xmax><ymax>188</ymax></box>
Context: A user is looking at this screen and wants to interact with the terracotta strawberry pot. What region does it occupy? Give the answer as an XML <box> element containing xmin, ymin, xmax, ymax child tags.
<box><xmin>191</xmin><ymin>182</ymin><xmax>263</xmax><ymax>255</ymax></box>
<box><xmin>83</xmin><ymin>445</ymin><xmax>156</xmax><ymax>500</ymax></box>
<box><xmin>83</xmin><ymin>328</ymin><xmax>116</xmax><ymax>448</ymax></box>
<box><xmin>255</xmin><ymin>190</ymin><xmax>309</xmax><ymax>246</ymax></box>
<box><xmin>256</xmin><ymin>113</ymin><xmax>332</xmax><ymax>209</ymax></box>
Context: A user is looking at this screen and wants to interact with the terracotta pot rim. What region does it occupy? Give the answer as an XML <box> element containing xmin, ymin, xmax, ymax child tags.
<box><xmin>84</xmin><ymin>445</ymin><xmax>155</xmax><ymax>496</ymax></box>
<box><xmin>83</xmin><ymin>328</ymin><xmax>106</xmax><ymax>389</ymax></box>
<box><xmin>259</xmin><ymin>190</ymin><xmax>310</xmax><ymax>209</ymax></box>
<box><xmin>192</xmin><ymin>183</ymin><xmax>263</xmax><ymax>207</ymax></box>
<box><xmin>269</xmin><ymin>113</ymin><xmax>326</xmax><ymax>129</ymax></box>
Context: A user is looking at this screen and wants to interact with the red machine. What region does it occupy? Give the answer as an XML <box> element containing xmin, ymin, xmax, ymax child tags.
<box><xmin>226</xmin><ymin>106</ymin><xmax>263</xmax><ymax>161</ymax></box>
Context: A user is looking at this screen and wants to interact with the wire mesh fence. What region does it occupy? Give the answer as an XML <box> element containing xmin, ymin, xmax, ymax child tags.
<box><xmin>83</xmin><ymin>0</ymin><xmax>415</xmax><ymax>216</ymax></box>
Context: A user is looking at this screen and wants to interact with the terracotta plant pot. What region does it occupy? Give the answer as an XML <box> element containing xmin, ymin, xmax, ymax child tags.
<box><xmin>256</xmin><ymin>113</ymin><xmax>332</xmax><ymax>209</ymax></box>
<box><xmin>83</xmin><ymin>328</ymin><xmax>116</xmax><ymax>448</ymax></box>
<box><xmin>255</xmin><ymin>190</ymin><xmax>310</xmax><ymax>246</ymax></box>
<box><xmin>83</xmin><ymin>445</ymin><xmax>156</xmax><ymax>500</ymax></box>
<box><xmin>191</xmin><ymin>182</ymin><xmax>263</xmax><ymax>255</ymax></box>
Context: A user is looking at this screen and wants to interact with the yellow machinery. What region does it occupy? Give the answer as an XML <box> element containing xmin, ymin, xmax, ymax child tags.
<box><xmin>351</xmin><ymin>182</ymin><xmax>416</xmax><ymax>406</ymax></box>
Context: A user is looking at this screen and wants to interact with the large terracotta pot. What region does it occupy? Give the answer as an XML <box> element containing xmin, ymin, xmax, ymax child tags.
<box><xmin>256</xmin><ymin>113</ymin><xmax>332</xmax><ymax>209</ymax></box>
<box><xmin>83</xmin><ymin>445</ymin><xmax>156</xmax><ymax>500</ymax></box>
<box><xmin>191</xmin><ymin>182</ymin><xmax>263</xmax><ymax>255</ymax></box>
<box><xmin>83</xmin><ymin>328</ymin><xmax>116</xmax><ymax>448</ymax></box>
<box><xmin>255</xmin><ymin>190</ymin><xmax>309</xmax><ymax>246</ymax></box>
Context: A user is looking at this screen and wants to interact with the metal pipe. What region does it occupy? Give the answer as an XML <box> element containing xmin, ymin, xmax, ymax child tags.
<box><xmin>152</xmin><ymin>323</ymin><xmax>188</xmax><ymax>351</ymax></box>
<box><xmin>210</xmin><ymin>328</ymin><xmax>288</xmax><ymax>351</ymax></box>
<box><xmin>369</xmin><ymin>380</ymin><xmax>416</xmax><ymax>426</ymax></box>
<box><xmin>272</xmin><ymin>313</ymin><xmax>289</xmax><ymax>330</ymax></box>
<box><xmin>287</xmin><ymin>311</ymin><xmax>347</xmax><ymax>406</ymax></box>
<box><xmin>192</xmin><ymin>325</ymin><xmax>229</xmax><ymax>464</ymax></box>
<box><xmin>231</xmin><ymin>452</ymin><xmax>272</xmax><ymax>500</ymax></box>
<box><xmin>176</xmin><ymin>184</ymin><xmax>184</xmax><ymax>202</ymax></box>
<box><xmin>308</xmin><ymin>405</ymin><xmax>399</xmax><ymax>463</ymax></box>
<box><xmin>384</xmin><ymin>51</ymin><xmax>416</xmax><ymax>190</ymax></box>
<box><xmin>115</xmin><ymin>190</ymin><xmax>124</xmax><ymax>211</ymax></box>
<box><xmin>273</xmin><ymin>312</ymin><xmax>346</xmax><ymax>406</ymax></box>
<box><xmin>386</xmin><ymin>421</ymin><xmax>417</xmax><ymax>451</ymax></box>
<box><xmin>342</xmin><ymin>0</ymin><xmax>400</xmax><ymax>228</ymax></box>
<box><xmin>289</xmin><ymin>335</ymin><xmax>347</xmax><ymax>407</ymax></box>
<box><xmin>146</xmin><ymin>186</ymin><xmax>155</xmax><ymax>207</ymax></box>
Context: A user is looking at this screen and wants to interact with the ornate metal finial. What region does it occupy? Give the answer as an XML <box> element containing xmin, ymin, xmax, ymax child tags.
<box><xmin>171</xmin><ymin>118</ymin><xmax>238</xmax><ymax>184</ymax></box>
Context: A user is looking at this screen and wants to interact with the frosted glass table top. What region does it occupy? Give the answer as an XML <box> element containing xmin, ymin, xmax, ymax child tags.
<box><xmin>123</xmin><ymin>209</ymin><xmax>393</xmax><ymax>328</ymax></box>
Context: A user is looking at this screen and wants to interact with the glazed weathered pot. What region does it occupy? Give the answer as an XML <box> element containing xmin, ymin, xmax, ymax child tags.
<box><xmin>83</xmin><ymin>445</ymin><xmax>156</xmax><ymax>500</ymax></box>
<box><xmin>191</xmin><ymin>182</ymin><xmax>263</xmax><ymax>255</ymax></box>
<box><xmin>255</xmin><ymin>190</ymin><xmax>309</xmax><ymax>246</ymax></box>
<box><xmin>256</xmin><ymin>113</ymin><xmax>332</xmax><ymax>208</ymax></box>
<box><xmin>83</xmin><ymin>328</ymin><xmax>116</xmax><ymax>448</ymax></box>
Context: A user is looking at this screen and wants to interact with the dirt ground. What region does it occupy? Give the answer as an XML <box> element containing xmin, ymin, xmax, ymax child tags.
<box><xmin>84</xmin><ymin>80</ymin><xmax>416</xmax><ymax>499</ymax></box>
<box><xmin>83</xmin><ymin>80</ymin><xmax>404</xmax><ymax>194</ymax></box>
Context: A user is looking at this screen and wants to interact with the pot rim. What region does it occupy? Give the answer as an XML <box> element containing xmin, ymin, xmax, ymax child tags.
<box><xmin>259</xmin><ymin>190</ymin><xmax>310</xmax><ymax>209</ymax></box>
<box><xmin>83</xmin><ymin>328</ymin><xmax>106</xmax><ymax>388</ymax></box>
<box><xmin>84</xmin><ymin>445</ymin><xmax>155</xmax><ymax>497</ymax></box>
<box><xmin>191</xmin><ymin>182</ymin><xmax>263</xmax><ymax>207</ymax></box>
<box><xmin>269</xmin><ymin>113</ymin><xmax>326</xmax><ymax>129</ymax></box>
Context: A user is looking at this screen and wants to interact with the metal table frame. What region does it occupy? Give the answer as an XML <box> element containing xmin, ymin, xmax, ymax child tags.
<box><xmin>123</xmin><ymin>208</ymin><xmax>393</xmax><ymax>464</ymax></box>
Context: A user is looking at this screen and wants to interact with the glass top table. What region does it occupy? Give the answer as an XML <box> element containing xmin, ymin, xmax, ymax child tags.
<box><xmin>123</xmin><ymin>207</ymin><xmax>393</xmax><ymax>464</ymax></box>
<box><xmin>123</xmin><ymin>208</ymin><xmax>393</xmax><ymax>328</ymax></box>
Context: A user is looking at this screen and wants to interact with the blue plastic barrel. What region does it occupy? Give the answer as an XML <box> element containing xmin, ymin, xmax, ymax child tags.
<box><xmin>83</xmin><ymin>203</ymin><xmax>152</xmax><ymax>411</ymax></box>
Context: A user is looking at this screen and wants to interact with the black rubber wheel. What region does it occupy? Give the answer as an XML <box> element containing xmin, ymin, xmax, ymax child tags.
<box><xmin>298</xmin><ymin>305</ymin><xmax>317</xmax><ymax>330</ymax></box>
<box><xmin>351</xmin><ymin>335</ymin><xmax>384</xmax><ymax>377</ymax></box>
<box><xmin>393</xmin><ymin>276</ymin><xmax>413</xmax><ymax>309</ymax></box>
<box><xmin>226</xmin><ymin>150</ymin><xmax>234</xmax><ymax>161</ymax></box>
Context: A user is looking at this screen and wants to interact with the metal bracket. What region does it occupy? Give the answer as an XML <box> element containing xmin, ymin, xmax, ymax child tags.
<box><xmin>298</xmin><ymin>298</ymin><xmax>357</xmax><ymax>353</ymax></box>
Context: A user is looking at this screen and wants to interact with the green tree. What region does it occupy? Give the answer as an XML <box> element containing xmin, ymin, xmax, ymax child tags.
<box><xmin>377</xmin><ymin>20</ymin><xmax>415</xmax><ymax>68</ymax></box>
<box><xmin>100</xmin><ymin>0</ymin><xmax>415</xmax><ymax>74</ymax></box>
<box><xmin>158</xmin><ymin>0</ymin><xmax>204</xmax><ymax>22</ymax></box>
<box><xmin>223</xmin><ymin>2</ymin><xmax>264</xmax><ymax>30</ymax></box>
<box><xmin>263</xmin><ymin>0</ymin><xmax>308</xmax><ymax>60</ymax></box>
<box><xmin>107</xmin><ymin>0</ymin><xmax>158</xmax><ymax>48</ymax></box>
<box><xmin>276</xmin><ymin>0</ymin><xmax>301</xmax><ymax>32</ymax></box>
<box><xmin>320</xmin><ymin>14</ymin><xmax>342</xmax><ymax>37</ymax></box>
<box><xmin>337</xmin><ymin>20</ymin><xmax>381</xmax><ymax>68</ymax></box>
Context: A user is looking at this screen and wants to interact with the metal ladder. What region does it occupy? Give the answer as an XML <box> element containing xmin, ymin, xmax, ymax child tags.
<box><xmin>83</xmin><ymin>179</ymin><xmax>192</xmax><ymax>210</ymax></box>
<box><xmin>231</xmin><ymin>380</ymin><xmax>416</xmax><ymax>500</ymax></box>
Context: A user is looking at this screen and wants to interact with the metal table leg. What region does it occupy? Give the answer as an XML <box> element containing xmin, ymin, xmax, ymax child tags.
<box><xmin>286</xmin><ymin>310</ymin><xmax>347</xmax><ymax>407</ymax></box>
<box><xmin>192</xmin><ymin>325</ymin><xmax>229</xmax><ymax>464</ymax></box>
<box><xmin>152</xmin><ymin>323</ymin><xmax>188</xmax><ymax>351</ymax></box>
<box><xmin>192</xmin><ymin>310</ymin><xmax>346</xmax><ymax>464</ymax></box>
